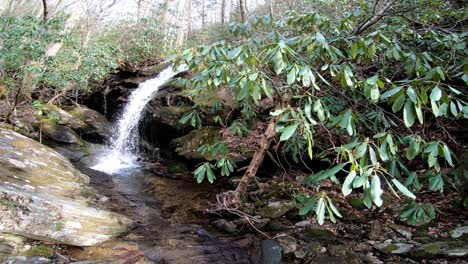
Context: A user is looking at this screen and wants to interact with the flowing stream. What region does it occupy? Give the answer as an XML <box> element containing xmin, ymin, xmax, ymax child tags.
<box><xmin>92</xmin><ymin>65</ymin><xmax>185</xmax><ymax>174</ymax></box>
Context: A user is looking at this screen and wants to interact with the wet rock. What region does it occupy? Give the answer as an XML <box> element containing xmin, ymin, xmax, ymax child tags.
<box><xmin>150</xmin><ymin>105</ymin><xmax>192</xmax><ymax>129</ymax></box>
<box><xmin>68</xmin><ymin>105</ymin><xmax>112</xmax><ymax>141</ymax></box>
<box><xmin>410</xmin><ymin>241</ymin><xmax>467</xmax><ymax>258</ymax></box>
<box><xmin>298</xmin><ymin>228</ymin><xmax>336</xmax><ymax>242</ymax></box>
<box><xmin>174</xmin><ymin>127</ymin><xmax>221</xmax><ymax>160</ymax></box>
<box><xmin>2</xmin><ymin>256</ymin><xmax>52</xmax><ymax>264</ymax></box>
<box><xmin>41</xmin><ymin>104</ymin><xmax>85</xmax><ymax>130</ymax></box>
<box><xmin>41</xmin><ymin>122</ymin><xmax>82</xmax><ymax>145</ymax></box>
<box><xmin>368</xmin><ymin>220</ymin><xmax>381</xmax><ymax>241</ymax></box>
<box><xmin>173</xmin><ymin>126</ymin><xmax>255</xmax><ymax>162</ymax></box>
<box><xmin>295</xmin><ymin>220</ymin><xmax>313</xmax><ymax>228</ymax></box>
<box><xmin>390</xmin><ymin>225</ymin><xmax>413</xmax><ymax>240</ymax></box>
<box><xmin>276</xmin><ymin>234</ymin><xmax>297</xmax><ymax>254</ymax></box>
<box><xmin>265</xmin><ymin>220</ymin><xmax>294</xmax><ymax>231</ymax></box>
<box><xmin>451</xmin><ymin>225</ymin><xmax>468</xmax><ymax>239</ymax></box>
<box><xmin>328</xmin><ymin>244</ymin><xmax>352</xmax><ymax>256</ymax></box>
<box><xmin>0</xmin><ymin>128</ymin><xmax>132</xmax><ymax>246</ymax></box>
<box><xmin>348</xmin><ymin>197</ymin><xmax>366</xmax><ymax>210</ymax></box>
<box><xmin>294</xmin><ymin>242</ymin><xmax>323</xmax><ymax>259</ymax></box>
<box><xmin>212</xmin><ymin>219</ymin><xmax>237</xmax><ymax>233</ymax></box>
<box><xmin>261</xmin><ymin>240</ymin><xmax>282</xmax><ymax>264</ymax></box>
<box><xmin>374</xmin><ymin>240</ymin><xmax>414</xmax><ymax>254</ymax></box>
<box><xmin>233</xmin><ymin>217</ymin><xmax>270</xmax><ymax>230</ymax></box>
<box><xmin>256</xmin><ymin>201</ymin><xmax>294</xmax><ymax>219</ymax></box>
<box><xmin>307</xmin><ymin>255</ymin><xmax>362</xmax><ymax>264</ymax></box>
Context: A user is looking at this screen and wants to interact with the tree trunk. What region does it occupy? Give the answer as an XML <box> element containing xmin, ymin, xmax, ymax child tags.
<box><xmin>221</xmin><ymin>0</ymin><xmax>226</xmax><ymax>24</ymax></box>
<box><xmin>234</xmin><ymin>116</ymin><xmax>278</xmax><ymax>198</ymax></box>
<box><xmin>41</xmin><ymin>0</ymin><xmax>48</xmax><ymax>21</ymax></box>
<box><xmin>238</xmin><ymin>0</ymin><xmax>246</xmax><ymax>22</ymax></box>
<box><xmin>266</xmin><ymin>0</ymin><xmax>274</xmax><ymax>17</ymax></box>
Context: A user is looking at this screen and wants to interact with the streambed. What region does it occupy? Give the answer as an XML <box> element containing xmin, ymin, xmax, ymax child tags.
<box><xmin>61</xmin><ymin>150</ymin><xmax>256</xmax><ymax>263</ymax></box>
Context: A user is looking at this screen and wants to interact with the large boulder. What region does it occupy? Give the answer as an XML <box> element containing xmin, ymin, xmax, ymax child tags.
<box><xmin>0</xmin><ymin>128</ymin><xmax>132</xmax><ymax>247</ymax></box>
<box><xmin>68</xmin><ymin>106</ymin><xmax>113</xmax><ymax>141</ymax></box>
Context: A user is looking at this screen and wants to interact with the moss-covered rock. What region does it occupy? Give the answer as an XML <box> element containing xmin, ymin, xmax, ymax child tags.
<box><xmin>173</xmin><ymin>126</ymin><xmax>222</xmax><ymax>160</ymax></box>
<box><xmin>20</xmin><ymin>245</ymin><xmax>54</xmax><ymax>258</ymax></box>
<box><xmin>0</xmin><ymin>128</ymin><xmax>132</xmax><ymax>246</ymax></box>
<box><xmin>68</xmin><ymin>105</ymin><xmax>112</xmax><ymax>141</ymax></box>
<box><xmin>40</xmin><ymin>121</ymin><xmax>82</xmax><ymax>145</ymax></box>
<box><xmin>410</xmin><ymin>240</ymin><xmax>467</xmax><ymax>258</ymax></box>
<box><xmin>256</xmin><ymin>201</ymin><xmax>295</xmax><ymax>219</ymax></box>
<box><xmin>298</xmin><ymin>228</ymin><xmax>336</xmax><ymax>242</ymax></box>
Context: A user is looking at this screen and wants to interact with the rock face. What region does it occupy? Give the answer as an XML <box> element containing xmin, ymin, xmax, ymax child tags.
<box><xmin>68</xmin><ymin>106</ymin><xmax>113</xmax><ymax>141</ymax></box>
<box><xmin>0</xmin><ymin>128</ymin><xmax>132</xmax><ymax>247</ymax></box>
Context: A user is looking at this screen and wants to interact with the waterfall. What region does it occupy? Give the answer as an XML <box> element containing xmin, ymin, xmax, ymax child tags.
<box><xmin>92</xmin><ymin>65</ymin><xmax>185</xmax><ymax>174</ymax></box>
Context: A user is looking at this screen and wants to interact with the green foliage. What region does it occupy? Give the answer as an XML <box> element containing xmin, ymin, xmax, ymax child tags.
<box><xmin>0</xmin><ymin>15</ymin><xmax>119</xmax><ymax>97</ymax></box>
<box><xmin>400</xmin><ymin>201</ymin><xmax>441</xmax><ymax>226</ymax></box>
<box><xmin>297</xmin><ymin>193</ymin><xmax>342</xmax><ymax>225</ymax></box>
<box><xmin>172</xmin><ymin>1</ymin><xmax>467</xmax><ymax>224</ymax></box>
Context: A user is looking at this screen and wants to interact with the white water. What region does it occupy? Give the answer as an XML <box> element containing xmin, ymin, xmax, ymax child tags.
<box><xmin>92</xmin><ymin>65</ymin><xmax>185</xmax><ymax>174</ymax></box>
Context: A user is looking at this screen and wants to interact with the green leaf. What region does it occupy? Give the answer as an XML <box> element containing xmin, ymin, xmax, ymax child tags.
<box><xmin>391</xmin><ymin>179</ymin><xmax>416</xmax><ymax>199</ymax></box>
<box><xmin>315</xmin><ymin>32</ymin><xmax>326</xmax><ymax>46</ymax></box>
<box><xmin>316</xmin><ymin>198</ymin><xmax>326</xmax><ymax>225</ymax></box>
<box><xmin>356</xmin><ymin>142</ymin><xmax>368</xmax><ymax>158</ymax></box>
<box><xmin>299</xmin><ymin>197</ymin><xmax>317</xmax><ymax>215</ymax></box>
<box><xmin>280</xmin><ymin>123</ymin><xmax>299</xmax><ymax>141</ymax></box>
<box><xmin>403</xmin><ymin>100</ymin><xmax>416</xmax><ymax>128</ymax></box>
<box><xmin>228</xmin><ymin>46</ymin><xmax>243</xmax><ymax>60</ymax></box>
<box><xmin>406</xmin><ymin>138</ymin><xmax>420</xmax><ymax>160</ymax></box>
<box><xmin>344</xmin><ymin>66</ymin><xmax>354</xmax><ymax>87</ymax></box>
<box><xmin>407</xmin><ymin>87</ymin><xmax>418</xmax><ymax>103</ymax></box>
<box><xmin>430</xmin><ymin>86</ymin><xmax>442</xmax><ymax>102</ymax></box>
<box><xmin>442</xmin><ymin>144</ymin><xmax>454</xmax><ymax>166</ymax></box>
<box><xmin>311</xmin><ymin>163</ymin><xmax>347</xmax><ymax>183</ymax></box>
<box><xmin>371</xmin><ymin>175</ymin><xmax>383</xmax><ymax>207</ymax></box>
<box><xmin>392</xmin><ymin>94</ymin><xmax>406</xmax><ymax>113</ymax></box>
<box><xmin>381</xmin><ymin>87</ymin><xmax>402</xmax><ymax>99</ymax></box>
<box><xmin>270</xmin><ymin>109</ymin><xmax>284</xmax><ymax>116</ymax></box>
<box><xmin>327</xmin><ymin>199</ymin><xmax>342</xmax><ymax>218</ymax></box>
<box><xmin>287</xmin><ymin>68</ymin><xmax>296</xmax><ymax>85</ymax></box>
<box><xmin>369</xmin><ymin>146</ymin><xmax>377</xmax><ymax>165</ymax></box>
<box><xmin>261</xmin><ymin>78</ymin><xmax>273</xmax><ymax>99</ymax></box>
<box><xmin>342</xmin><ymin>170</ymin><xmax>357</xmax><ymax>196</ymax></box>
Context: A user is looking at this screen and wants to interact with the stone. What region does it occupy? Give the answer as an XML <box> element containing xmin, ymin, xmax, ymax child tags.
<box><xmin>256</xmin><ymin>201</ymin><xmax>294</xmax><ymax>219</ymax></box>
<box><xmin>368</xmin><ymin>220</ymin><xmax>382</xmax><ymax>241</ymax></box>
<box><xmin>295</xmin><ymin>220</ymin><xmax>313</xmax><ymax>227</ymax></box>
<box><xmin>0</xmin><ymin>128</ymin><xmax>132</xmax><ymax>246</ymax></box>
<box><xmin>410</xmin><ymin>241</ymin><xmax>467</xmax><ymax>258</ymax></box>
<box><xmin>40</xmin><ymin>122</ymin><xmax>82</xmax><ymax>145</ymax></box>
<box><xmin>261</xmin><ymin>240</ymin><xmax>282</xmax><ymax>264</ymax></box>
<box><xmin>348</xmin><ymin>197</ymin><xmax>366</xmax><ymax>210</ymax></box>
<box><xmin>298</xmin><ymin>228</ymin><xmax>336</xmax><ymax>242</ymax></box>
<box><xmin>173</xmin><ymin>126</ymin><xmax>255</xmax><ymax>162</ymax></box>
<box><xmin>3</xmin><ymin>256</ymin><xmax>52</xmax><ymax>264</ymax></box>
<box><xmin>233</xmin><ymin>217</ymin><xmax>270</xmax><ymax>230</ymax></box>
<box><xmin>69</xmin><ymin>106</ymin><xmax>112</xmax><ymax>141</ymax></box>
<box><xmin>212</xmin><ymin>219</ymin><xmax>237</xmax><ymax>233</ymax></box>
<box><xmin>41</xmin><ymin>104</ymin><xmax>86</xmax><ymax>130</ymax></box>
<box><xmin>374</xmin><ymin>241</ymin><xmax>414</xmax><ymax>254</ymax></box>
<box><xmin>276</xmin><ymin>234</ymin><xmax>297</xmax><ymax>254</ymax></box>
<box><xmin>451</xmin><ymin>225</ymin><xmax>468</xmax><ymax>239</ymax></box>
<box><xmin>294</xmin><ymin>242</ymin><xmax>322</xmax><ymax>259</ymax></box>
<box><xmin>441</xmin><ymin>246</ymin><xmax>468</xmax><ymax>257</ymax></box>
<box><xmin>328</xmin><ymin>244</ymin><xmax>351</xmax><ymax>256</ymax></box>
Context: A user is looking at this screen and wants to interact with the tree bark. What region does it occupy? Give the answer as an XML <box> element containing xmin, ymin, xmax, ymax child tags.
<box><xmin>234</xmin><ymin>116</ymin><xmax>278</xmax><ymax>197</ymax></box>
<box><xmin>221</xmin><ymin>0</ymin><xmax>226</xmax><ymax>24</ymax></box>
<box><xmin>238</xmin><ymin>0</ymin><xmax>246</xmax><ymax>22</ymax></box>
<box><xmin>42</xmin><ymin>0</ymin><xmax>48</xmax><ymax>21</ymax></box>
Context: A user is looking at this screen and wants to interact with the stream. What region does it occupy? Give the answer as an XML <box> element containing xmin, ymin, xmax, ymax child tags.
<box><xmin>59</xmin><ymin>66</ymin><xmax>256</xmax><ymax>263</ymax></box>
<box><xmin>69</xmin><ymin>150</ymin><xmax>255</xmax><ymax>264</ymax></box>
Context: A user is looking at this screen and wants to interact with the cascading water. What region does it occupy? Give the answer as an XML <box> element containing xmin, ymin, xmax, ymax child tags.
<box><xmin>92</xmin><ymin>65</ymin><xmax>185</xmax><ymax>174</ymax></box>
